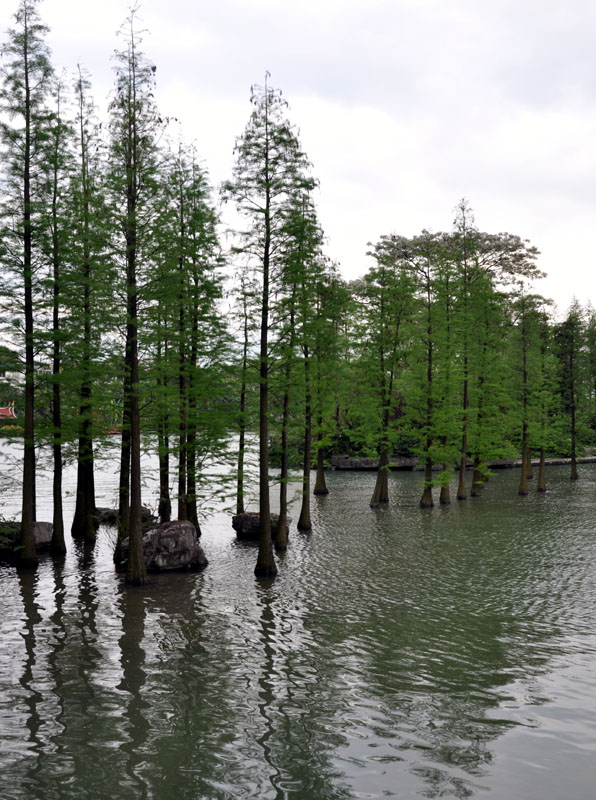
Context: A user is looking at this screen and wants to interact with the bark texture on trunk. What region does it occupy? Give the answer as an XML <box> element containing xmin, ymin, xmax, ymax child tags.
<box><xmin>19</xmin><ymin>43</ymin><xmax>37</xmax><ymax>568</ymax></box>
<box><xmin>419</xmin><ymin>459</ymin><xmax>434</xmax><ymax>508</ymax></box>
<box><xmin>297</xmin><ymin>349</ymin><xmax>313</xmax><ymax>531</ymax></box>
<box><xmin>537</xmin><ymin>446</ymin><xmax>547</xmax><ymax>492</ymax></box>
<box><xmin>313</xmin><ymin>443</ymin><xmax>329</xmax><ymax>495</ymax></box>
<box><xmin>254</xmin><ymin>168</ymin><xmax>277</xmax><ymax>578</ymax></box>
<box><xmin>439</xmin><ymin>464</ymin><xmax>451</xmax><ymax>505</ymax></box>
<box><xmin>370</xmin><ymin>449</ymin><xmax>390</xmax><ymax>507</ymax></box>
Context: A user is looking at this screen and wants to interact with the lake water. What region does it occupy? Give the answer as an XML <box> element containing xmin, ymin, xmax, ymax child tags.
<box><xmin>2</xmin><ymin>444</ymin><xmax>596</xmax><ymax>799</ymax></box>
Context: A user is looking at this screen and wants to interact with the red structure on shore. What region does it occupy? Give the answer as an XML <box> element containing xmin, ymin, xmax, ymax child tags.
<box><xmin>0</xmin><ymin>401</ymin><xmax>16</xmax><ymax>419</ymax></box>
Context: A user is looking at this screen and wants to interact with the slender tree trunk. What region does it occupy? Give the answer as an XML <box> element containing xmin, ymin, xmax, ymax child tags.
<box><xmin>440</xmin><ymin>287</ymin><xmax>452</xmax><ymax>506</ymax></box>
<box><xmin>236</xmin><ymin>304</ymin><xmax>249</xmax><ymax>515</ymax></box>
<box><xmin>518</xmin><ymin>313</ymin><xmax>530</xmax><ymax>496</ymax></box>
<box><xmin>71</xmin><ymin>86</ymin><xmax>96</xmax><ymax>544</ymax></box>
<box><xmin>457</xmin><ymin>254</ymin><xmax>470</xmax><ymax>502</ymax></box>
<box><xmin>537</xmin><ymin>445</ymin><xmax>547</xmax><ymax>492</ymax></box>
<box><xmin>297</xmin><ymin>347</ymin><xmax>313</xmax><ymax>530</ymax></box>
<box><xmin>124</xmin><ymin>77</ymin><xmax>145</xmax><ymax>584</ymax></box>
<box><xmin>457</xmin><ymin>364</ymin><xmax>469</xmax><ymax>500</ymax></box>
<box><xmin>420</xmin><ymin>292</ymin><xmax>434</xmax><ymax>508</ymax></box>
<box><xmin>186</xmin><ymin>423</ymin><xmax>200</xmax><ymax>533</ymax></box>
<box><xmin>186</xmin><ymin>273</ymin><xmax>201</xmax><ymax>534</ymax></box>
<box><xmin>524</xmin><ymin>442</ymin><xmax>533</xmax><ymax>479</ymax></box>
<box><xmin>51</xmin><ymin>362</ymin><xmax>65</xmax><ymax>556</ymax></box>
<box><xmin>71</xmin><ymin>363</ymin><xmax>96</xmax><ymax>542</ymax></box>
<box><xmin>18</xmin><ymin>41</ymin><xmax>37</xmax><ymax>567</ymax></box>
<box><xmin>537</xmin><ymin>333</ymin><xmax>547</xmax><ymax>493</ymax></box>
<box><xmin>570</xmin><ymin>378</ymin><xmax>578</xmax><ymax>480</ymax></box>
<box><xmin>371</xmin><ymin>355</ymin><xmax>391</xmax><ymax>509</ymax></box>
<box><xmin>518</xmin><ymin>421</ymin><xmax>529</xmax><ymax>495</ymax></box>
<box><xmin>255</xmin><ymin>170</ymin><xmax>277</xmax><ymax>578</ymax></box>
<box><xmin>370</xmin><ymin>448</ymin><xmax>389</xmax><ymax>506</ymax></box>
<box><xmin>313</xmin><ymin>428</ymin><xmax>329</xmax><ymax>495</ymax></box>
<box><xmin>114</xmin><ymin>338</ymin><xmax>132</xmax><ymax>565</ymax></box>
<box><xmin>276</xmin><ymin>378</ymin><xmax>291</xmax><ymax>550</ymax></box>
<box><xmin>420</xmin><ymin>458</ymin><xmax>434</xmax><ymax>507</ymax></box>
<box><xmin>158</xmin><ymin>418</ymin><xmax>171</xmax><ymax>523</ymax></box>
<box><xmin>440</xmin><ymin>465</ymin><xmax>451</xmax><ymax>505</ymax></box>
<box><xmin>313</xmin><ymin>362</ymin><xmax>328</xmax><ymax>495</ymax></box>
<box><xmin>156</xmin><ymin>334</ymin><xmax>171</xmax><ymax>523</ymax></box>
<box><xmin>177</xmin><ymin>227</ymin><xmax>188</xmax><ymax>519</ymax></box>
<box><xmin>116</xmin><ymin>395</ymin><xmax>130</xmax><ymax>539</ymax></box>
<box><xmin>276</xmin><ymin>299</ymin><xmax>295</xmax><ymax>550</ymax></box>
<box><xmin>50</xmin><ymin>129</ymin><xmax>65</xmax><ymax>556</ymax></box>
<box><xmin>125</xmin><ymin>262</ymin><xmax>146</xmax><ymax>585</ymax></box>
<box><xmin>177</xmin><ymin>361</ymin><xmax>188</xmax><ymax>520</ymax></box>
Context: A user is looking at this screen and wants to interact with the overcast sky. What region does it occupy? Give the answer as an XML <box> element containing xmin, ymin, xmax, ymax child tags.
<box><xmin>3</xmin><ymin>0</ymin><xmax>596</xmax><ymax>314</ymax></box>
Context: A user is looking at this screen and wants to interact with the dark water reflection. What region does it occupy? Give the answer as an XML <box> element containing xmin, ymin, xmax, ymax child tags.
<box><xmin>2</xmin><ymin>463</ymin><xmax>596</xmax><ymax>798</ymax></box>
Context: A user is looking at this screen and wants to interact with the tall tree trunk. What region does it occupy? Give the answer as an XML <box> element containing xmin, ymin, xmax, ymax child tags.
<box><xmin>313</xmin><ymin>362</ymin><xmax>328</xmax><ymax>496</ymax></box>
<box><xmin>420</xmin><ymin>293</ymin><xmax>434</xmax><ymax>508</ymax></box>
<box><xmin>186</xmin><ymin>274</ymin><xmax>200</xmax><ymax>533</ymax></box>
<box><xmin>457</xmin><ymin>360</ymin><xmax>469</xmax><ymax>501</ymax></box>
<box><xmin>439</xmin><ymin>466</ymin><xmax>451</xmax><ymax>505</ymax></box>
<box><xmin>50</xmin><ymin>121</ymin><xmax>65</xmax><ymax>556</ymax></box>
<box><xmin>177</xmin><ymin>363</ymin><xmax>188</xmax><ymax>520</ymax></box>
<box><xmin>156</xmin><ymin>343</ymin><xmax>171</xmax><ymax>523</ymax></box>
<box><xmin>297</xmin><ymin>347</ymin><xmax>313</xmax><ymax>530</ymax></box>
<box><xmin>158</xmin><ymin>419</ymin><xmax>171</xmax><ymax>523</ymax></box>
<box><xmin>255</xmin><ymin>173</ymin><xmax>277</xmax><ymax>578</ymax></box>
<box><xmin>537</xmin><ymin>446</ymin><xmax>547</xmax><ymax>492</ymax></box>
<box><xmin>420</xmin><ymin>458</ymin><xmax>434</xmax><ymax>507</ymax></box>
<box><xmin>114</xmin><ymin>336</ymin><xmax>132</xmax><ymax>565</ymax></box>
<box><xmin>313</xmin><ymin>428</ymin><xmax>329</xmax><ymax>495</ymax></box>
<box><xmin>276</xmin><ymin>379</ymin><xmax>291</xmax><ymax>550</ymax></box>
<box><xmin>370</xmin><ymin>448</ymin><xmax>389</xmax><ymax>507</ymax></box>
<box><xmin>524</xmin><ymin>442</ymin><xmax>533</xmax><ymax>480</ymax></box>
<box><xmin>518</xmin><ymin>311</ymin><xmax>530</xmax><ymax>496</ymax></box>
<box><xmin>518</xmin><ymin>420</ymin><xmax>529</xmax><ymax>496</ymax></box>
<box><xmin>570</xmin><ymin>376</ymin><xmax>578</xmax><ymax>481</ymax></box>
<box><xmin>72</xmin><ymin>80</ymin><xmax>96</xmax><ymax>544</ymax></box>
<box><xmin>125</xmin><ymin>269</ymin><xmax>146</xmax><ymax>586</ymax></box>
<box><xmin>19</xmin><ymin>54</ymin><xmax>37</xmax><ymax>568</ymax></box>
<box><xmin>186</xmin><ymin>425</ymin><xmax>200</xmax><ymax>533</ymax></box>
<box><xmin>71</xmin><ymin>375</ymin><xmax>96</xmax><ymax>542</ymax></box>
<box><xmin>236</xmin><ymin>302</ymin><xmax>249</xmax><ymax>516</ymax></box>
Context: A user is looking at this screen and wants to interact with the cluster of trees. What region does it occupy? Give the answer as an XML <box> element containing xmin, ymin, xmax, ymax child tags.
<box><xmin>2</xmin><ymin>1</ymin><xmax>595</xmax><ymax>585</ymax></box>
<box><xmin>0</xmin><ymin>1</ymin><xmax>227</xmax><ymax>582</ymax></box>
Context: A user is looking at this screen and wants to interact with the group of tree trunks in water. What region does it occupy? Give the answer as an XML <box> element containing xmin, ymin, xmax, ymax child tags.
<box><xmin>2</xmin><ymin>2</ymin><xmax>593</xmax><ymax>583</ymax></box>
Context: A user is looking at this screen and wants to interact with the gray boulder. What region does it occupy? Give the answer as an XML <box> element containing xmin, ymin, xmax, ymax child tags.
<box><xmin>33</xmin><ymin>521</ymin><xmax>53</xmax><ymax>549</ymax></box>
<box><xmin>121</xmin><ymin>520</ymin><xmax>208</xmax><ymax>572</ymax></box>
<box><xmin>0</xmin><ymin>520</ymin><xmax>53</xmax><ymax>556</ymax></box>
<box><xmin>232</xmin><ymin>512</ymin><xmax>290</xmax><ymax>541</ymax></box>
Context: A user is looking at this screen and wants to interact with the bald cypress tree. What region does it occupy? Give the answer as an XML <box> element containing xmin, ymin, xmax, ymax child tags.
<box><xmin>0</xmin><ymin>0</ymin><xmax>53</xmax><ymax>566</ymax></box>
<box><xmin>223</xmin><ymin>78</ymin><xmax>315</xmax><ymax>578</ymax></box>
<box><xmin>108</xmin><ymin>8</ymin><xmax>163</xmax><ymax>584</ymax></box>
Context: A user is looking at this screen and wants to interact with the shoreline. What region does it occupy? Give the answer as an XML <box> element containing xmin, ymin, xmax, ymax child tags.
<box><xmin>329</xmin><ymin>455</ymin><xmax>596</xmax><ymax>471</ymax></box>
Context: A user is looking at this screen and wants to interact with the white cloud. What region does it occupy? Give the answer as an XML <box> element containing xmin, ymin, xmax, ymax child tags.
<box><xmin>2</xmin><ymin>0</ymin><xmax>596</xmax><ymax>310</ymax></box>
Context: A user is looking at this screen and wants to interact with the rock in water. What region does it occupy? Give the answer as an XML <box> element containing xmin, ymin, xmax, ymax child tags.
<box><xmin>0</xmin><ymin>521</ymin><xmax>53</xmax><ymax>558</ymax></box>
<box><xmin>33</xmin><ymin>522</ymin><xmax>53</xmax><ymax>549</ymax></box>
<box><xmin>121</xmin><ymin>520</ymin><xmax>208</xmax><ymax>572</ymax></box>
<box><xmin>232</xmin><ymin>512</ymin><xmax>290</xmax><ymax>541</ymax></box>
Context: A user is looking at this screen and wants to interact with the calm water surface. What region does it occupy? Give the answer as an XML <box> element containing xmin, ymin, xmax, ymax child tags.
<box><xmin>2</xmin><ymin>447</ymin><xmax>596</xmax><ymax>799</ymax></box>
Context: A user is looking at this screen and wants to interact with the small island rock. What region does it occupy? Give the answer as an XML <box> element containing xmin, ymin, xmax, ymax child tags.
<box><xmin>121</xmin><ymin>520</ymin><xmax>207</xmax><ymax>572</ymax></box>
<box><xmin>232</xmin><ymin>512</ymin><xmax>290</xmax><ymax>541</ymax></box>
